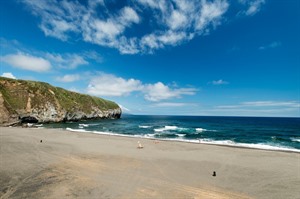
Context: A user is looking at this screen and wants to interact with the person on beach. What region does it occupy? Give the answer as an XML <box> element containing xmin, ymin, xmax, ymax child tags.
<box><xmin>212</xmin><ymin>171</ymin><xmax>216</xmax><ymax>177</ymax></box>
<box><xmin>137</xmin><ymin>141</ymin><xmax>144</xmax><ymax>149</ymax></box>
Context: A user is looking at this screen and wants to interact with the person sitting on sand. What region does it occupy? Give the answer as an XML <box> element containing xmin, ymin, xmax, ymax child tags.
<box><xmin>137</xmin><ymin>141</ymin><xmax>144</xmax><ymax>149</ymax></box>
<box><xmin>212</xmin><ymin>171</ymin><xmax>216</xmax><ymax>177</ymax></box>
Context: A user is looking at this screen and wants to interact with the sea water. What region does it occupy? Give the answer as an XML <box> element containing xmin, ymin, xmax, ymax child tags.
<box><xmin>43</xmin><ymin>115</ymin><xmax>300</xmax><ymax>152</ymax></box>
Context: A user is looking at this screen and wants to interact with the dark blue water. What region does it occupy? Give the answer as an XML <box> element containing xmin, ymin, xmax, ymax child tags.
<box><xmin>43</xmin><ymin>115</ymin><xmax>300</xmax><ymax>152</ymax></box>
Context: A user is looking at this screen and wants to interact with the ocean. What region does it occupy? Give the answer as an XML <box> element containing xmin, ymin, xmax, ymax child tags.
<box><xmin>43</xmin><ymin>115</ymin><xmax>300</xmax><ymax>152</ymax></box>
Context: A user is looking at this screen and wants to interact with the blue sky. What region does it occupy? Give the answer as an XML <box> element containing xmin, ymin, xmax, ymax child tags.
<box><xmin>0</xmin><ymin>0</ymin><xmax>299</xmax><ymax>117</ymax></box>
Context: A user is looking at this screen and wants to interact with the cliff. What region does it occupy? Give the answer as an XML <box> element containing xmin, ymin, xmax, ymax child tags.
<box><xmin>0</xmin><ymin>77</ymin><xmax>121</xmax><ymax>126</ymax></box>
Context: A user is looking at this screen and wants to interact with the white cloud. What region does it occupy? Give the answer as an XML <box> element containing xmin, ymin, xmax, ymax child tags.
<box><xmin>93</xmin><ymin>19</ymin><xmax>123</xmax><ymax>41</ymax></box>
<box><xmin>195</xmin><ymin>0</ymin><xmax>229</xmax><ymax>31</ymax></box>
<box><xmin>120</xmin><ymin>7</ymin><xmax>140</xmax><ymax>25</ymax></box>
<box><xmin>56</xmin><ymin>74</ymin><xmax>81</xmax><ymax>82</ymax></box>
<box><xmin>214</xmin><ymin>100</ymin><xmax>300</xmax><ymax>116</ymax></box>
<box><xmin>141</xmin><ymin>34</ymin><xmax>162</xmax><ymax>50</ymax></box>
<box><xmin>137</xmin><ymin>0</ymin><xmax>168</xmax><ymax>12</ymax></box>
<box><xmin>141</xmin><ymin>31</ymin><xmax>188</xmax><ymax>52</ymax></box>
<box><xmin>83</xmin><ymin>51</ymin><xmax>103</xmax><ymax>63</ymax></box>
<box><xmin>1</xmin><ymin>72</ymin><xmax>16</xmax><ymax>79</ymax></box>
<box><xmin>0</xmin><ymin>37</ymin><xmax>103</xmax><ymax>73</ymax></box>
<box><xmin>26</xmin><ymin>0</ymin><xmax>82</xmax><ymax>41</ymax></box>
<box><xmin>117</xmin><ymin>37</ymin><xmax>140</xmax><ymax>54</ymax></box>
<box><xmin>87</xmin><ymin>73</ymin><xmax>143</xmax><ymax>96</ymax></box>
<box><xmin>0</xmin><ymin>38</ymin><xmax>22</xmax><ymax>52</ymax></box>
<box><xmin>246</xmin><ymin>0</ymin><xmax>265</xmax><ymax>16</ymax></box>
<box><xmin>241</xmin><ymin>101</ymin><xmax>300</xmax><ymax>108</ymax></box>
<box><xmin>217</xmin><ymin>101</ymin><xmax>300</xmax><ymax>109</ymax></box>
<box><xmin>144</xmin><ymin>82</ymin><xmax>197</xmax><ymax>102</ymax></box>
<box><xmin>21</xmin><ymin>0</ymin><xmax>234</xmax><ymax>54</ymax></box>
<box><xmin>158</xmin><ymin>31</ymin><xmax>187</xmax><ymax>46</ymax></box>
<box><xmin>152</xmin><ymin>102</ymin><xmax>192</xmax><ymax>107</ymax></box>
<box><xmin>1</xmin><ymin>45</ymin><xmax>96</xmax><ymax>72</ymax></box>
<box><xmin>211</xmin><ymin>79</ymin><xmax>229</xmax><ymax>85</ymax></box>
<box><xmin>174</xmin><ymin>0</ymin><xmax>194</xmax><ymax>12</ymax></box>
<box><xmin>238</xmin><ymin>0</ymin><xmax>265</xmax><ymax>16</ymax></box>
<box><xmin>167</xmin><ymin>10</ymin><xmax>188</xmax><ymax>30</ymax></box>
<box><xmin>22</xmin><ymin>0</ymin><xmax>266</xmax><ymax>54</ymax></box>
<box><xmin>40</xmin><ymin>19</ymin><xmax>77</xmax><ymax>41</ymax></box>
<box><xmin>88</xmin><ymin>0</ymin><xmax>104</xmax><ymax>9</ymax></box>
<box><xmin>1</xmin><ymin>53</ymin><xmax>51</xmax><ymax>72</ymax></box>
<box><xmin>259</xmin><ymin>41</ymin><xmax>281</xmax><ymax>50</ymax></box>
<box><xmin>46</xmin><ymin>53</ymin><xmax>88</xmax><ymax>69</ymax></box>
<box><xmin>86</xmin><ymin>73</ymin><xmax>197</xmax><ymax>101</ymax></box>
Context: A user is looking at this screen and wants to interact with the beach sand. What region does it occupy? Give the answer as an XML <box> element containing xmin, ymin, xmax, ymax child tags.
<box><xmin>0</xmin><ymin>127</ymin><xmax>299</xmax><ymax>199</ymax></box>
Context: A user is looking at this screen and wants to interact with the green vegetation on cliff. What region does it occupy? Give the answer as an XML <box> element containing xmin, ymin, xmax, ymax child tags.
<box><xmin>0</xmin><ymin>77</ymin><xmax>121</xmax><ymax>125</ymax></box>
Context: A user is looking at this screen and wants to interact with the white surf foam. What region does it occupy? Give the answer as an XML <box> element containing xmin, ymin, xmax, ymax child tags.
<box><xmin>291</xmin><ymin>138</ymin><xmax>300</xmax><ymax>142</ymax></box>
<box><xmin>144</xmin><ymin>133</ymin><xmax>156</xmax><ymax>138</ymax></box>
<box><xmin>66</xmin><ymin>127</ymin><xmax>145</xmax><ymax>138</ymax></box>
<box><xmin>197</xmin><ymin>139</ymin><xmax>300</xmax><ymax>152</ymax></box>
<box><xmin>195</xmin><ymin>128</ymin><xmax>216</xmax><ymax>132</ymax></box>
<box><xmin>139</xmin><ymin>125</ymin><xmax>152</xmax><ymax>129</ymax></box>
<box><xmin>79</xmin><ymin>124</ymin><xmax>89</xmax><ymax>127</ymax></box>
<box><xmin>154</xmin><ymin>125</ymin><xmax>186</xmax><ymax>132</ymax></box>
<box><xmin>196</xmin><ymin>128</ymin><xmax>205</xmax><ymax>132</ymax></box>
<box><xmin>64</xmin><ymin>128</ymin><xmax>300</xmax><ymax>153</ymax></box>
<box><xmin>165</xmin><ymin>126</ymin><xmax>178</xmax><ymax>130</ymax></box>
<box><xmin>154</xmin><ymin>128</ymin><xmax>165</xmax><ymax>132</ymax></box>
<box><xmin>66</xmin><ymin>127</ymin><xmax>89</xmax><ymax>132</ymax></box>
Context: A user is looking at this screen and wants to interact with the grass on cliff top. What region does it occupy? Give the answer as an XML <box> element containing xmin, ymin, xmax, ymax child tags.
<box><xmin>0</xmin><ymin>77</ymin><xmax>119</xmax><ymax>113</ymax></box>
<box><xmin>53</xmin><ymin>87</ymin><xmax>118</xmax><ymax>112</ymax></box>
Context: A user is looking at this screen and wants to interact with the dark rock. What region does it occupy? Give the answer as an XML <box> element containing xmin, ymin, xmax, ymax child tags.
<box><xmin>21</xmin><ymin>116</ymin><xmax>38</xmax><ymax>123</ymax></box>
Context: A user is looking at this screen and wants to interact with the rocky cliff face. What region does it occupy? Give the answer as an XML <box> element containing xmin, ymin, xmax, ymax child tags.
<box><xmin>0</xmin><ymin>77</ymin><xmax>121</xmax><ymax>126</ymax></box>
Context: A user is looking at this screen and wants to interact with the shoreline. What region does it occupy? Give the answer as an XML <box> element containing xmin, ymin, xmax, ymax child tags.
<box><xmin>1</xmin><ymin>127</ymin><xmax>299</xmax><ymax>199</ymax></box>
<box><xmin>63</xmin><ymin>126</ymin><xmax>300</xmax><ymax>153</ymax></box>
<box><xmin>6</xmin><ymin>125</ymin><xmax>300</xmax><ymax>153</ymax></box>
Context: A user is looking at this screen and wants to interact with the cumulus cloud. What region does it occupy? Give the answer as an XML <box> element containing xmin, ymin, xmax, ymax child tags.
<box><xmin>21</xmin><ymin>0</ymin><xmax>234</xmax><ymax>54</ymax></box>
<box><xmin>87</xmin><ymin>73</ymin><xmax>143</xmax><ymax>96</ymax></box>
<box><xmin>1</xmin><ymin>72</ymin><xmax>16</xmax><ymax>79</ymax></box>
<box><xmin>86</xmin><ymin>73</ymin><xmax>197</xmax><ymax>101</ymax></box>
<box><xmin>1</xmin><ymin>45</ymin><xmax>99</xmax><ymax>72</ymax></box>
<box><xmin>144</xmin><ymin>82</ymin><xmax>196</xmax><ymax>101</ymax></box>
<box><xmin>1</xmin><ymin>53</ymin><xmax>51</xmax><ymax>72</ymax></box>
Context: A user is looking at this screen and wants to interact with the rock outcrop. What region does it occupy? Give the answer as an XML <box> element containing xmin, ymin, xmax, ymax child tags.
<box><xmin>0</xmin><ymin>77</ymin><xmax>121</xmax><ymax>126</ymax></box>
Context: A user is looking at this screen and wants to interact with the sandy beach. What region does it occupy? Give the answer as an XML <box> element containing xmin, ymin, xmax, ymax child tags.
<box><xmin>0</xmin><ymin>127</ymin><xmax>299</xmax><ymax>199</ymax></box>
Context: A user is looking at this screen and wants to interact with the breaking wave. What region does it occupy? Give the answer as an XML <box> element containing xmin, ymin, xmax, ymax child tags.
<box><xmin>65</xmin><ymin>127</ymin><xmax>300</xmax><ymax>153</ymax></box>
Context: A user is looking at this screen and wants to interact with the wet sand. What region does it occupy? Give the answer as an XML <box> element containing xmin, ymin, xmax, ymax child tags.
<box><xmin>0</xmin><ymin>127</ymin><xmax>299</xmax><ymax>199</ymax></box>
